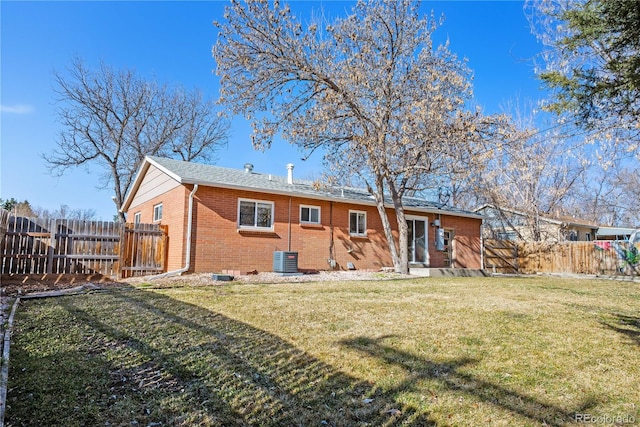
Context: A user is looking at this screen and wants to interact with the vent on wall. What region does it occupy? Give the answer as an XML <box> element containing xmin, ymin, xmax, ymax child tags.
<box><xmin>273</xmin><ymin>251</ymin><xmax>298</xmax><ymax>273</ymax></box>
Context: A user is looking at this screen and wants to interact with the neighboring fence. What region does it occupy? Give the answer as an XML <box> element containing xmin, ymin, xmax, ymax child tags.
<box><xmin>1</xmin><ymin>216</ymin><xmax>167</xmax><ymax>278</ymax></box>
<box><xmin>484</xmin><ymin>239</ymin><xmax>639</xmax><ymax>276</ymax></box>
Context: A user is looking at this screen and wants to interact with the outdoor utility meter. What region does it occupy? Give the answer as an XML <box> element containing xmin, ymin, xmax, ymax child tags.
<box><xmin>435</xmin><ymin>228</ymin><xmax>445</xmax><ymax>251</ymax></box>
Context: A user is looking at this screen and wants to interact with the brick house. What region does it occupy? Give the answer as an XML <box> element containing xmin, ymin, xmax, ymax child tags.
<box><xmin>121</xmin><ymin>156</ymin><xmax>484</xmax><ymax>274</ymax></box>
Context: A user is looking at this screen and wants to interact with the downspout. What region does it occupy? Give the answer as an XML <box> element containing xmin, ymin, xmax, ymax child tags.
<box><xmin>480</xmin><ymin>217</ymin><xmax>485</xmax><ymax>270</ymax></box>
<box><xmin>288</xmin><ymin>196</ymin><xmax>292</xmax><ymax>251</ymax></box>
<box><xmin>328</xmin><ymin>201</ymin><xmax>336</xmax><ymax>269</ymax></box>
<box><xmin>149</xmin><ymin>184</ymin><xmax>199</xmax><ymax>279</ymax></box>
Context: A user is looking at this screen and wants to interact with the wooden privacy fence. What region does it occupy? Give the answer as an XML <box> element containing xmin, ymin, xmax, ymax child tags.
<box><xmin>1</xmin><ymin>217</ymin><xmax>167</xmax><ymax>278</ymax></box>
<box><xmin>484</xmin><ymin>239</ymin><xmax>639</xmax><ymax>276</ymax></box>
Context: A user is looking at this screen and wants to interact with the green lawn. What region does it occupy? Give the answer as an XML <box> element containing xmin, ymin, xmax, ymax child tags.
<box><xmin>6</xmin><ymin>276</ymin><xmax>640</xmax><ymax>426</ymax></box>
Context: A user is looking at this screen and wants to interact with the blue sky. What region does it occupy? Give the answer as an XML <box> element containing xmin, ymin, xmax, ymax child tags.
<box><xmin>1</xmin><ymin>1</ymin><xmax>543</xmax><ymax>220</ymax></box>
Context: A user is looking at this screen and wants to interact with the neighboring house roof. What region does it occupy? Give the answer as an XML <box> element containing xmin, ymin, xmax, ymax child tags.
<box><xmin>475</xmin><ymin>204</ymin><xmax>640</xmax><ymax>240</ymax></box>
<box><xmin>474</xmin><ymin>204</ymin><xmax>599</xmax><ymax>228</ymax></box>
<box><xmin>122</xmin><ymin>156</ymin><xmax>482</xmax><ymax>219</ymax></box>
<box><xmin>595</xmin><ymin>227</ymin><xmax>636</xmax><ymax>238</ymax></box>
<box><xmin>551</xmin><ymin>214</ymin><xmax>600</xmax><ymax>229</ymax></box>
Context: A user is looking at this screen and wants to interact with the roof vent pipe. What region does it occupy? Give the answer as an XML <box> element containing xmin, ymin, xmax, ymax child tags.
<box><xmin>286</xmin><ymin>163</ymin><xmax>294</xmax><ymax>184</ymax></box>
<box><xmin>244</xmin><ymin>163</ymin><xmax>254</xmax><ymax>173</ymax></box>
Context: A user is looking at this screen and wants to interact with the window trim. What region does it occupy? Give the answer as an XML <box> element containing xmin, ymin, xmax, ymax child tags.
<box><xmin>153</xmin><ymin>203</ymin><xmax>163</xmax><ymax>222</ymax></box>
<box><xmin>349</xmin><ymin>210</ymin><xmax>367</xmax><ymax>237</ymax></box>
<box><xmin>237</xmin><ymin>198</ymin><xmax>275</xmax><ymax>231</ymax></box>
<box><xmin>300</xmin><ymin>204</ymin><xmax>321</xmax><ymax>225</ymax></box>
<box><xmin>133</xmin><ymin>212</ymin><xmax>141</xmax><ymax>224</ymax></box>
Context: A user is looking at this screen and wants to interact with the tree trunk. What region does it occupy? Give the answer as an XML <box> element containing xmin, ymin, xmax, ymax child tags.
<box><xmin>396</xmin><ymin>212</ymin><xmax>409</xmax><ymax>274</ymax></box>
<box><xmin>389</xmin><ymin>185</ymin><xmax>409</xmax><ymax>274</ymax></box>
<box><xmin>370</xmin><ymin>180</ymin><xmax>410</xmax><ymax>275</ymax></box>
<box><xmin>372</xmin><ymin>194</ymin><xmax>401</xmax><ymax>272</ymax></box>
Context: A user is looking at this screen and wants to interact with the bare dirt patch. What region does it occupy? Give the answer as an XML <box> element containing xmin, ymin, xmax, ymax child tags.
<box><xmin>124</xmin><ymin>270</ymin><xmax>412</xmax><ymax>288</ymax></box>
<box><xmin>1</xmin><ymin>274</ymin><xmax>124</xmax><ymax>297</ymax></box>
<box><xmin>1</xmin><ymin>270</ymin><xmax>411</xmax><ymax>297</ymax></box>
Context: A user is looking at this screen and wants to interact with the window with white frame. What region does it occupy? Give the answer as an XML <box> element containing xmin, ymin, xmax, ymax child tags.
<box><xmin>133</xmin><ymin>212</ymin><xmax>141</xmax><ymax>224</ymax></box>
<box><xmin>153</xmin><ymin>203</ymin><xmax>163</xmax><ymax>222</ymax></box>
<box><xmin>238</xmin><ymin>199</ymin><xmax>274</xmax><ymax>229</ymax></box>
<box><xmin>349</xmin><ymin>210</ymin><xmax>367</xmax><ymax>236</ymax></box>
<box><xmin>300</xmin><ymin>205</ymin><xmax>321</xmax><ymax>224</ymax></box>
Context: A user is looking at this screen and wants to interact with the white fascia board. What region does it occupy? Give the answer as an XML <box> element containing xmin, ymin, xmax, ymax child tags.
<box><xmin>145</xmin><ymin>156</ymin><xmax>185</xmax><ymax>184</ymax></box>
<box><xmin>121</xmin><ymin>159</ymin><xmax>150</xmax><ymax>213</ymax></box>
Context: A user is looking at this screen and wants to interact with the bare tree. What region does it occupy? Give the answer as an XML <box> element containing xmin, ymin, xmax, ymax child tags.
<box><xmin>471</xmin><ymin>100</ymin><xmax>587</xmax><ymax>241</ymax></box>
<box><xmin>214</xmin><ymin>0</ymin><xmax>507</xmax><ymax>273</ymax></box>
<box><xmin>31</xmin><ymin>204</ymin><xmax>97</xmax><ymax>221</ymax></box>
<box><xmin>46</xmin><ymin>58</ymin><xmax>229</xmax><ymax>221</ymax></box>
<box><xmin>567</xmin><ymin>161</ymin><xmax>640</xmax><ymax>227</ymax></box>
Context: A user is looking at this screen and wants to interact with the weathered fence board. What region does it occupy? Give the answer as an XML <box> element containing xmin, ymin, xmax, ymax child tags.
<box><xmin>0</xmin><ymin>209</ymin><xmax>9</xmax><ymax>243</ymax></box>
<box><xmin>484</xmin><ymin>239</ymin><xmax>639</xmax><ymax>276</ymax></box>
<box><xmin>1</xmin><ymin>217</ymin><xmax>167</xmax><ymax>278</ymax></box>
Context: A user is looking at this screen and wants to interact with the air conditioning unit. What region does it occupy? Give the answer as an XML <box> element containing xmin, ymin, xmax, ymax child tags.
<box><xmin>273</xmin><ymin>251</ymin><xmax>298</xmax><ymax>273</ymax></box>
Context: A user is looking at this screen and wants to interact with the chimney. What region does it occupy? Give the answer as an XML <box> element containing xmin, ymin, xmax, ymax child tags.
<box><xmin>244</xmin><ymin>163</ymin><xmax>254</xmax><ymax>173</ymax></box>
<box><xmin>286</xmin><ymin>163</ymin><xmax>294</xmax><ymax>184</ymax></box>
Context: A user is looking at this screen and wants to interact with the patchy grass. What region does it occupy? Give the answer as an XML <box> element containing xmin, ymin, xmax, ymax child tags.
<box><xmin>6</xmin><ymin>276</ymin><xmax>640</xmax><ymax>426</ymax></box>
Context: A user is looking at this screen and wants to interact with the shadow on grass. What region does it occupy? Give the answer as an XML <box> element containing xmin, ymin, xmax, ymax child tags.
<box><xmin>602</xmin><ymin>313</ymin><xmax>640</xmax><ymax>347</ymax></box>
<box><xmin>8</xmin><ymin>287</ymin><xmax>435</xmax><ymax>426</ymax></box>
<box><xmin>340</xmin><ymin>335</ymin><xmax>598</xmax><ymax>427</ymax></box>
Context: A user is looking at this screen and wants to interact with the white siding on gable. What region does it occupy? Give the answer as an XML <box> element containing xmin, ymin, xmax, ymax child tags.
<box><xmin>129</xmin><ymin>164</ymin><xmax>181</xmax><ymax>209</ymax></box>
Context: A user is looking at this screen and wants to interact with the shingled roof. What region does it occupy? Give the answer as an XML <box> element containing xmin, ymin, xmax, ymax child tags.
<box><xmin>123</xmin><ymin>156</ymin><xmax>481</xmax><ymax>219</ymax></box>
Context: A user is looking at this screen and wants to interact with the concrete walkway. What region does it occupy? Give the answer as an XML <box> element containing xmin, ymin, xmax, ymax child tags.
<box><xmin>409</xmin><ymin>268</ymin><xmax>488</xmax><ymax>277</ymax></box>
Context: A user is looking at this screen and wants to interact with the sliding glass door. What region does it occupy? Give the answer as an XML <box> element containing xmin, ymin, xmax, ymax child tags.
<box><xmin>406</xmin><ymin>218</ymin><xmax>427</xmax><ymax>264</ymax></box>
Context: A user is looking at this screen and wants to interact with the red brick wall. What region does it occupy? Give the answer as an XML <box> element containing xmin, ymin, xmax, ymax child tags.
<box><xmin>126</xmin><ymin>185</ymin><xmax>188</xmax><ymax>271</ymax></box>
<box><xmin>128</xmin><ymin>184</ymin><xmax>482</xmax><ymax>273</ymax></box>
<box><xmin>187</xmin><ymin>187</ymin><xmax>394</xmax><ymax>272</ymax></box>
<box><xmin>442</xmin><ymin>215</ymin><xmax>483</xmax><ymax>269</ymax></box>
